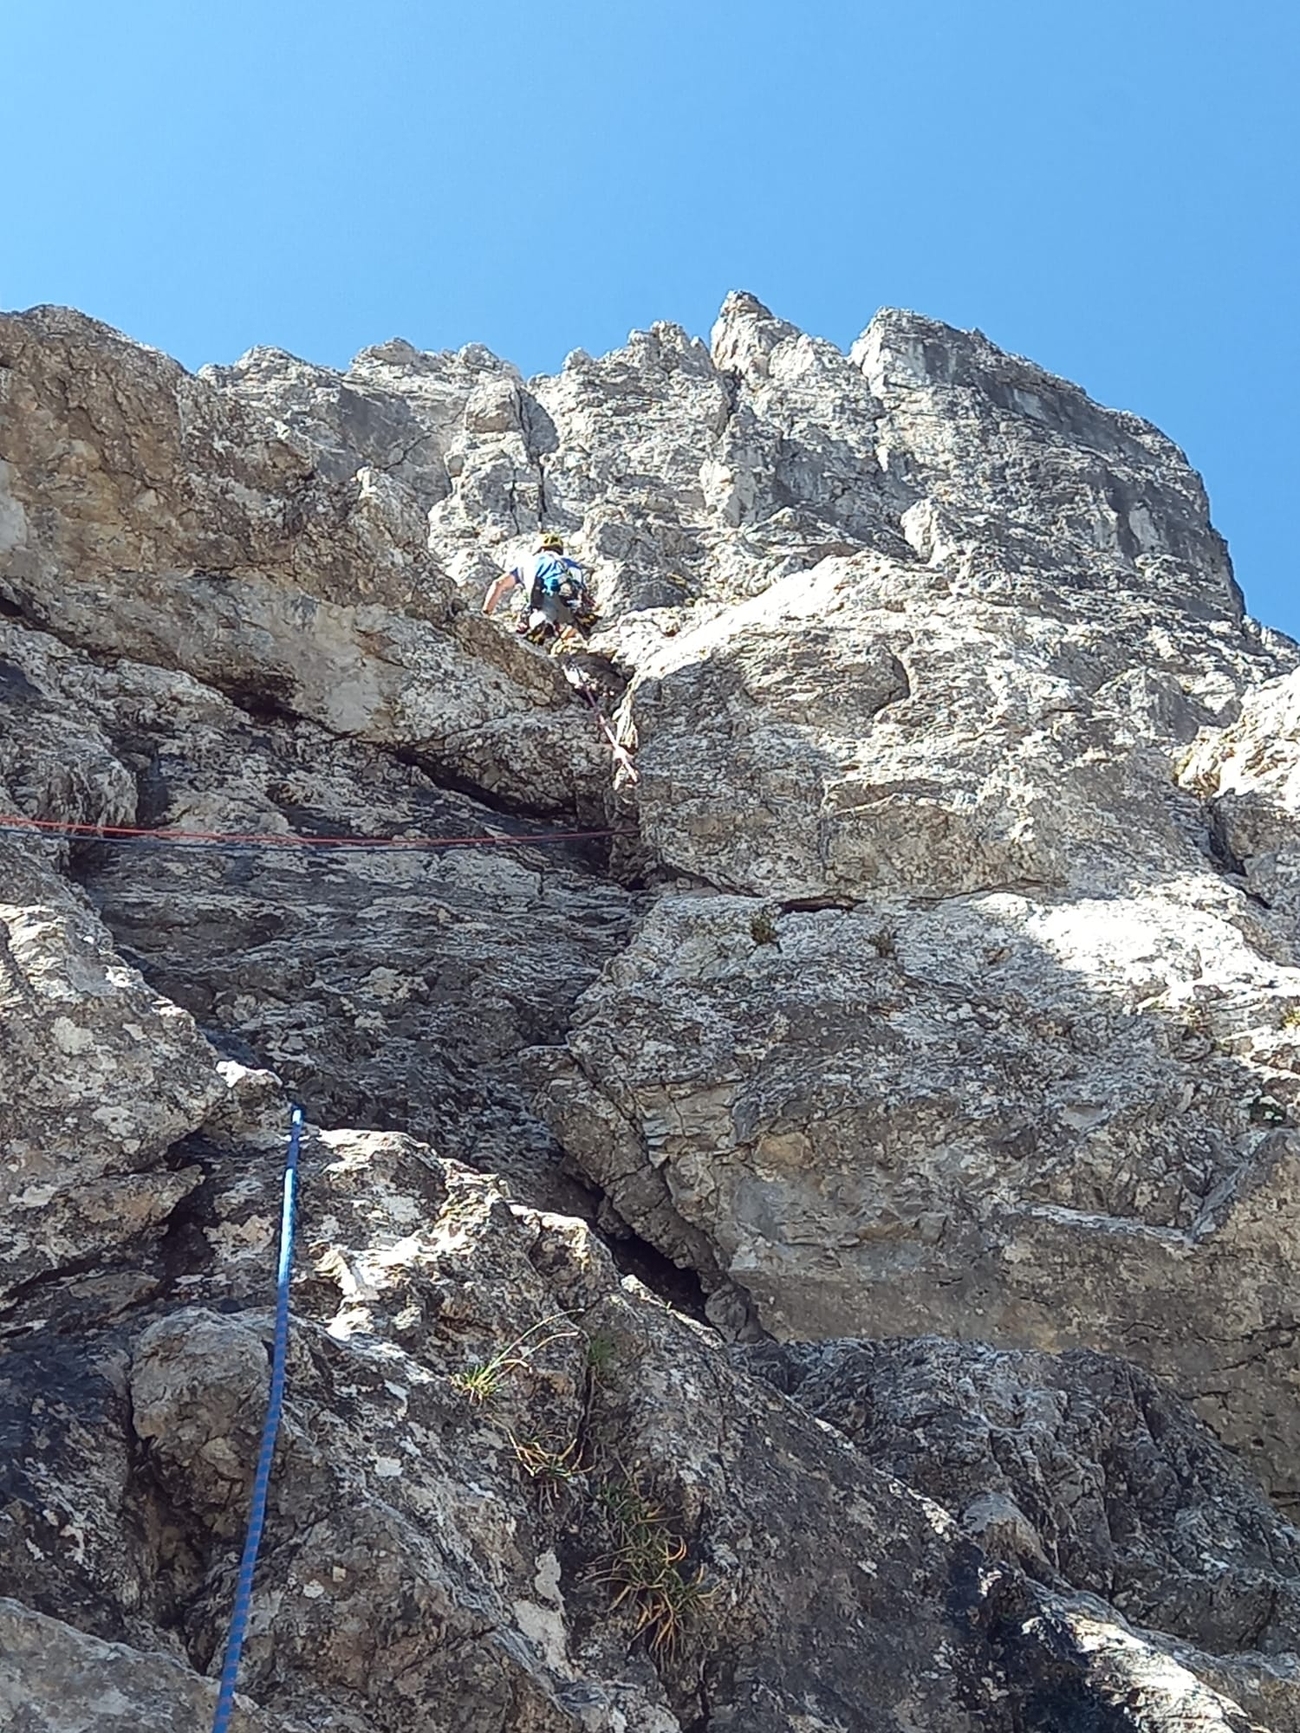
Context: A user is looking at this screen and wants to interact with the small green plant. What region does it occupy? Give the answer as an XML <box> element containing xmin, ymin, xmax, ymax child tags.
<box><xmin>1282</xmin><ymin>1006</ymin><xmax>1300</xmax><ymax>1031</ymax></box>
<box><xmin>509</xmin><ymin>1432</ymin><xmax>588</xmax><ymax>1511</ymax></box>
<box><xmin>449</xmin><ymin>1313</ymin><xmax>577</xmax><ymax>1404</ymax></box>
<box><xmin>594</xmin><ymin>1477</ymin><xmax>714</xmax><ymax>1657</ymax></box>
<box><xmin>585</xmin><ymin>1331</ymin><xmax>618</xmax><ymax>1380</ymax></box>
<box><xmin>867</xmin><ymin>927</ymin><xmax>897</xmax><ymax>959</ymax></box>
<box><xmin>1250</xmin><ymin>1094</ymin><xmax>1290</xmax><ymax>1126</ymax></box>
<box><xmin>749</xmin><ymin>908</ymin><xmax>779</xmax><ymax>946</ymax></box>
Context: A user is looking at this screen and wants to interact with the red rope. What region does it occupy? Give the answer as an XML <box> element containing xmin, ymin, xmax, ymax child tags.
<box><xmin>0</xmin><ymin>812</ymin><xmax>629</xmax><ymax>851</ymax></box>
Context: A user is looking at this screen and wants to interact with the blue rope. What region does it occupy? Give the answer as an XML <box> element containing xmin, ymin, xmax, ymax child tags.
<box><xmin>211</xmin><ymin>1103</ymin><xmax>303</xmax><ymax>1733</ymax></box>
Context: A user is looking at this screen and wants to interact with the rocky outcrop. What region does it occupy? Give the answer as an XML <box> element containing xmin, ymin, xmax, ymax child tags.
<box><xmin>526</xmin><ymin>298</ymin><xmax>1300</xmax><ymax>1507</ymax></box>
<box><xmin>532</xmin><ymin>885</ymin><xmax>1300</xmax><ymax>1497</ymax></box>
<box><xmin>615</xmin><ymin>300</ymin><xmax>1261</xmax><ymax>903</ymax></box>
<box><xmin>745</xmin><ymin>1335</ymin><xmax>1300</xmax><ymax>1732</ymax></box>
<box><xmin>0</xmin><ymin>1600</ymin><xmax>276</xmax><ymax>1732</ymax></box>
<box><xmin>1</xmin><ymin>1119</ymin><xmax>1287</xmax><ymax>1733</ymax></box>
<box><xmin>0</xmin><ymin>862</ymin><xmax>223</xmax><ymax>1305</ymax></box>
<box><xmin>0</xmin><ymin>615</ymin><xmax>631</xmax><ymax>1208</ymax></box>
<box><xmin>4</xmin><ymin>289</ymin><xmax>1300</xmax><ymax>1728</ymax></box>
<box><xmin>748</xmin><ymin>1337</ymin><xmax>1300</xmax><ymax>1657</ymax></box>
<box><xmin>1180</xmin><ymin>668</ymin><xmax>1300</xmax><ymax>933</ymax></box>
<box><xmin>0</xmin><ymin>308</ymin><xmax>608</xmax><ymax>814</ymax></box>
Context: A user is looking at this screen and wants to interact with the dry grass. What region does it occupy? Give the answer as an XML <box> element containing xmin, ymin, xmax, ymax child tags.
<box><xmin>594</xmin><ymin>1477</ymin><xmax>714</xmax><ymax>1657</ymax></box>
<box><xmin>509</xmin><ymin>1432</ymin><xmax>588</xmax><ymax>1511</ymax></box>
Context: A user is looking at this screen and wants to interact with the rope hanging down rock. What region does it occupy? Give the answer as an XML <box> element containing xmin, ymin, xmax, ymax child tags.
<box><xmin>576</xmin><ymin>685</ymin><xmax>639</xmax><ymax>784</ymax></box>
<box><xmin>211</xmin><ymin>1104</ymin><xmax>303</xmax><ymax>1733</ymax></box>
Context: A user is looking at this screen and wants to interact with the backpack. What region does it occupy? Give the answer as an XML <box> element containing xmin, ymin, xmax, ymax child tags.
<box><xmin>529</xmin><ymin>553</ymin><xmax>585</xmax><ymax>610</ymax></box>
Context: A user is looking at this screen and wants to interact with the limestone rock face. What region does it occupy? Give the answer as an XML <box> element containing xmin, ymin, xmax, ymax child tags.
<box><xmin>4</xmin><ymin>289</ymin><xmax>1300</xmax><ymax>1729</ymax></box>
<box><xmin>0</xmin><ymin>307</ymin><xmax>608</xmax><ymax>814</ymax></box>
<box><xmin>747</xmin><ymin>1337</ymin><xmax>1300</xmax><ymax>1659</ymax></box>
<box><xmin>746</xmin><ymin>1336</ymin><xmax>1300</xmax><ymax>1733</ymax></box>
<box><xmin>0</xmin><ymin>616</ymin><xmax>631</xmax><ymax>1204</ymax></box>
<box><xmin>1180</xmin><ymin>668</ymin><xmax>1300</xmax><ymax>934</ymax></box>
<box><xmin>0</xmin><ymin>1600</ymin><xmax>280</xmax><ymax>1732</ymax></box>
<box><xmin>0</xmin><ymin>648</ymin><xmax>227</xmax><ymax>1296</ymax></box>
<box><xmin>532</xmin><ymin>885</ymin><xmax>1300</xmax><ymax>1498</ymax></box>
<box><xmin>0</xmin><ymin>1124</ymin><xmax>1283</xmax><ymax>1733</ymax></box>
<box><xmin>0</xmin><ymin>869</ymin><xmax>223</xmax><ymax>1303</ymax></box>
<box><xmin>615</xmin><ymin>300</ymin><xmax>1272</xmax><ymax>903</ymax></box>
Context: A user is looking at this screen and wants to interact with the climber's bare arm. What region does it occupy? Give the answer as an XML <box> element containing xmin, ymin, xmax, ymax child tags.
<box><xmin>482</xmin><ymin>573</ymin><xmax>519</xmax><ymax>616</ymax></box>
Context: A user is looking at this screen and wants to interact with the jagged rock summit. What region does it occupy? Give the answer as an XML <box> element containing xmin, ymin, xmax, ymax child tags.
<box><xmin>3</xmin><ymin>292</ymin><xmax>1300</xmax><ymax>1730</ymax></box>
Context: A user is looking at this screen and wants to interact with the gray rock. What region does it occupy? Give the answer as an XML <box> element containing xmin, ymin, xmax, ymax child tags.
<box><xmin>1181</xmin><ymin>668</ymin><xmax>1300</xmax><ymax>935</ymax></box>
<box><xmin>0</xmin><ymin>835</ymin><xmax>225</xmax><ymax>1304</ymax></box>
<box><xmin>0</xmin><ymin>307</ymin><xmax>609</xmax><ymax>816</ymax></box>
<box><xmin>0</xmin><ymin>1598</ymin><xmax>284</xmax><ymax>1732</ymax></box>
<box><xmin>1</xmin><ymin>1121</ymin><xmax>1281</xmax><ymax>1732</ymax></box>
<box><xmin>5</xmin><ymin>290</ymin><xmax>1300</xmax><ymax>1729</ymax></box>
<box><xmin>745</xmin><ymin>1337</ymin><xmax>1300</xmax><ymax>1657</ymax></box>
<box><xmin>533</xmin><ymin>886</ymin><xmax>1300</xmax><ymax>1505</ymax></box>
<box><xmin>0</xmin><ymin>615</ymin><xmax>630</xmax><ymax>1203</ymax></box>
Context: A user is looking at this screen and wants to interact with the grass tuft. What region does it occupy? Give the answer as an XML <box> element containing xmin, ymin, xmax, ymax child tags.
<box><xmin>749</xmin><ymin>909</ymin><xmax>779</xmax><ymax>946</ymax></box>
<box><xmin>449</xmin><ymin>1313</ymin><xmax>578</xmax><ymax>1404</ymax></box>
<box><xmin>594</xmin><ymin>1476</ymin><xmax>714</xmax><ymax>1657</ymax></box>
<box><xmin>509</xmin><ymin>1432</ymin><xmax>588</xmax><ymax>1511</ymax></box>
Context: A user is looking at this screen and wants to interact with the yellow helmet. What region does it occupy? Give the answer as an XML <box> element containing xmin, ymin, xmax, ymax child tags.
<box><xmin>538</xmin><ymin>532</ymin><xmax>564</xmax><ymax>552</ymax></box>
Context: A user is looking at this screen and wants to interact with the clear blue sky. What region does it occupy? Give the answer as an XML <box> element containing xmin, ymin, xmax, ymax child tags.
<box><xmin>5</xmin><ymin>1</ymin><xmax>1297</xmax><ymax>636</ymax></box>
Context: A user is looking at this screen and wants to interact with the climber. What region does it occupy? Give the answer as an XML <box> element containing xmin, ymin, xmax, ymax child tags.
<box><xmin>482</xmin><ymin>533</ymin><xmax>594</xmax><ymax>645</ymax></box>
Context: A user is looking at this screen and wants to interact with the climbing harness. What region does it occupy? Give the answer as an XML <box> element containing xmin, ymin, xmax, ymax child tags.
<box><xmin>211</xmin><ymin>1103</ymin><xmax>303</xmax><ymax>1733</ymax></box>
<box><xmin>0</xmin><ymin>813</ymin><xmax>629</xmax><ymax>851</ymax></box>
